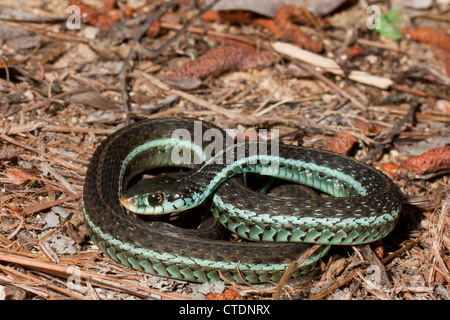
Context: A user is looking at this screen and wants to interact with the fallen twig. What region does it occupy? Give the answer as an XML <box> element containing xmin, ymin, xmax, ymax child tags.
<box><xmin>0</xmin><ymin>251</ymin><xmax>185</xmax><ymax>300</ymax></box>
<box><xmin>362</xmin><ymin>101</ymin><xmax>421</xmax><ymax>163</ymax></box>
<box><xmin>118</xmin><ymin>1</ymin><xmax>177</xmax><ymax>121</ymax></box>
<box><xmin>272</xmin><ymin>244</ymin><xmax>323</xmax><ymax>299</ymax></box>
<box><xmin>0</xmin><ymin>134</ymin><xmax>86</xmax><ymax>174</ymax></box>
<box><xmin>141</xmin><ymin>0</ymin><xmax>220</xmax><ymax>59</ymax></box>
<box><xmin>383</xmin><ymin>233</ymin><xmax>425</xmax><ymax>264</ymax></box>
<box><xmin>22</xmin><ymin>192</ymin><xmax>82</xmax><ymax>216</ymax></box>
<box><xmin>135</xmin><ymin>70</ymin><xmax>244</xmax><ymax>120</ymax></box>
<box><xmin>307</xmin><ymin>270</ymin><xmax>357</xmax><ymax>300</ymax></box>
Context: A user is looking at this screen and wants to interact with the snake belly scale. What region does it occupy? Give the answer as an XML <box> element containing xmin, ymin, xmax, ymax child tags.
<box><xmin>82</xmin><ymin>117</ymin><xmax>401</xmax><ymax>283</ymax></box>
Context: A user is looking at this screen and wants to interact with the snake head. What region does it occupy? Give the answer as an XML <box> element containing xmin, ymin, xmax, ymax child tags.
<box><xmin>120</xmin><ymin>174</ymin><xmax>192</xmax><ymax>215</ymax></box>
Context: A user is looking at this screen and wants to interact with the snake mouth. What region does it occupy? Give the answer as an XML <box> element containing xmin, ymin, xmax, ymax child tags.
<box><xmin>120</xmin><ymin>192</ymin><xmax>166</xmax><ymax>215</ymax></box>
<box><xmin>119</xmin><ymin>194</ymin><xmax>134</xmax><ymax>210</ymax></box>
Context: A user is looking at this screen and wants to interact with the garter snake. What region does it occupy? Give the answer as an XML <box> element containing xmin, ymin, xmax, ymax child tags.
<box><xmin>83</xmin><ymin>117</ymin><xmax>401</xmax><ymax>283</ymax></box>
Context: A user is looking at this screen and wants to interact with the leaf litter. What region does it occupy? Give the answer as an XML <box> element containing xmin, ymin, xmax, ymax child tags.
<box><xmin>0</xmin><ymin>0</ymin><xmax>449</xmax><ymax>300</ymax></box>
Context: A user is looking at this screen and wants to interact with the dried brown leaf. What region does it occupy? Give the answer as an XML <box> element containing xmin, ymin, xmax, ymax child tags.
<box><xmin>65</xmin><ymin>91</ymin><xmax>117</xmax><ymax>110</ymax></box>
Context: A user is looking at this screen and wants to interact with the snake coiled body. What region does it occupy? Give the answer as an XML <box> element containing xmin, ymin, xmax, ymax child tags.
<box><xmin>83</xmin><ymin>117</ymin><xmax>401</xmax><ymax>283</ymax></box>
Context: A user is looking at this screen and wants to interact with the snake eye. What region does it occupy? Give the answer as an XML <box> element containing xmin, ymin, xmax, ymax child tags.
<box><xmin>147</xmin><ymin>192</ymin><xmax>164</xmax><ymax>205</ymax></box>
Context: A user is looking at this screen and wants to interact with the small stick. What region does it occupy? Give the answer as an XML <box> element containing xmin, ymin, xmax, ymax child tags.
<box><xmin>294</xmin><ymin>60</ymin><xmax>368</xmax><ymax>110</ymax></box>
<box><xmin>355</xmin><ymin>270</ymin><xmax>392</xmax><ymax>300</ymax></box>
<box><xmin>159</xmin><ymin>21</ymin><xmax>258</xmax><ymax>45</ymax></box>
<box><xmin>0</xmin><ymin>20</ymin><xmax>90</xmax><ymax>43</ymax></box>
<box><xmin>22</xmin><ymin>192</ymin><xmax>82</xmax><ymax>216</ymax></box>
<box><xmin>0</xmin><ymin>134</ymin><xmax>86</xmax><ymax>174</ymax></box>
<box><xmin>356</xmin><ymin>38</ymin><xmax>404</xmax><ymax>53</ymax></box>
<box><xmin>119</xmin><ymin>1</ymin><xmax>177</xmax><ymax>121</ymax></box>
<box><xmin>0</xmin><ymin>251</ymin><xmax>185</xmax><ymax>300</ymax></box>
<box><xmin>41</xmin><ymin>125</ymin><xmax>114</xmax><ymax>135</ymax></box>
<box><xmin>308</xmin><ymin>270</ymin><xmax>357</xmax><ymax>300</ymax></box>
<box><xmin>135</xmin><ymin>71</ymin><xmax>242</xmax><ymax>119</ymax></box>
<box><xmin>138</xmin><ymin>0</ymin><xmax>220</xmax><ymax>59</ymax></box>
<box><xmin>382</xmin><ymin>232</ymin><xmax>424</xmax><ymax>264</ymax></box>
<box><xmin>272</xmin><ymin>244</ymin><xmax>323</xmax><ymax>299</ymax></box>
<box><xmin>362</xmin><ymin>101</ymin><xmax>421</xmax><ymax>163</ymax></box>
<box><xmin>302</xmin><ymin>0</ymin><xmax>330</xmax><ymax>41</ymax></box>
<box><xmin>40</xmin><ymin>162</ymin><xmax>79</xmax><ymax>195</ymax></box>
<box><xmin>119</xmin><ymin>52</ymin><xmax>135</xmax><ymax>120</ymax></box>
<box><xmin>277</xmin><ymin>99</ymin><xmax>351</xmax><ymax>141</ymax></box>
